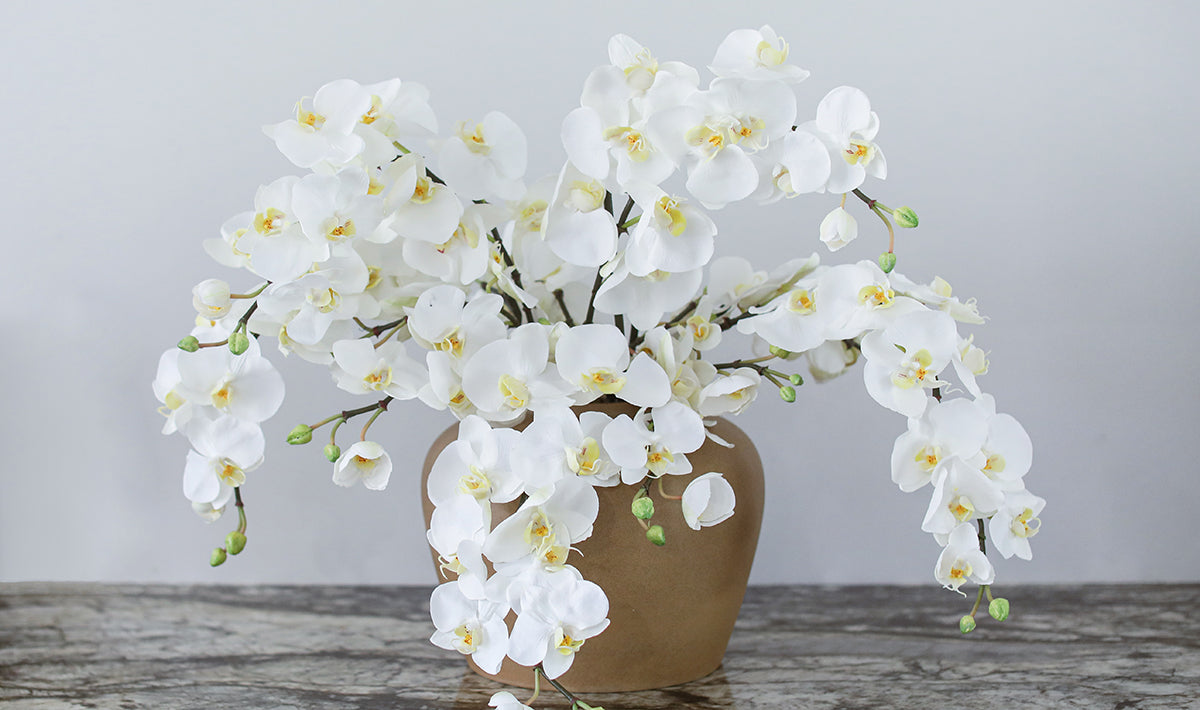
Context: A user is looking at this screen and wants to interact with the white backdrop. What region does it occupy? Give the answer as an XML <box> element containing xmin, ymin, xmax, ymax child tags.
<box><xmin>3</xmin><ymin>1</ymin><xmax>1198</xmax><ymax>587</ymax></box>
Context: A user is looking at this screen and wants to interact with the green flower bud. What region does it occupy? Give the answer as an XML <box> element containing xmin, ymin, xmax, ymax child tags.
<box><xmin>210</xmin><ymin>547</ymin><xmax>227</xmax><ymax>567</ymax></box>
<box><xmin>646</xmin><ymin>525</ymin><xmax>666</xmax><ymax>546</ymax></box>
<box><xmin>324</xmin><ymin>443</ymin><xmax>342</xmax><ymax>462</ymax></box>
<box><xmin>537</xmin><ymin>318</ymin><xmax>551</xmax><ymax>325</ymax></box>
<box><xmin>631</xmin><ymin>496</ymin><xmax>655</xmax><ymax>520</ymax></box>
<box><xmin>225</xmin><ymin>531</ymin><xmax>247</xmax><ymax>556</ymax></box>
<box><xmin>177</xmin><ymin>335</ymin><xmax>200</xmax><ymax>352</ymax></box>
<box><xmin>892</xmin><ymin>206</ymin><xmax>919</xmax><ymax>229</ymax></box>
<box><xmin>779</xmin><ymin>385</ymin><xmax>796</xmax><ymax>403</ymax></box>
<box><xmin>878</xmin><ymin>252</ymin><xmax>897</xmax><ymax>274</ymax></box>
<box><xmin>958</xmin><ymin>614</ymin><xmax>976</xmax><ymax>634</ymax></box>
<box><xmin>988</xmin><ymin>597</ymin><xmax>1010</xmax><ymax>621</ymax></box>
<box><xmin>768</xmin><ymin>345</ymin><xmax>792</xmax><ymax>359</ymax></box>
<box><xmin>287</xmin><ymin>424</ymin><xmax>313</xmax><ymax>445</ymax></box>
<box><xmin>227</xmin><ymin>331</ymin><xmax>250</xmax><ymax>355</ymax></box>
<box><xmin>789</xmin><ymin>373</ymin><xmax>804</xmax><ymax>386</ymax></box>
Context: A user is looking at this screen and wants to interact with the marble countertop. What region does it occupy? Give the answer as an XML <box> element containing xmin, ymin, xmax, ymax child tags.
<box><xmin>1</xmin><ymin>583</ymin><xmax>1197</xmax><ymax>709</ymax></box>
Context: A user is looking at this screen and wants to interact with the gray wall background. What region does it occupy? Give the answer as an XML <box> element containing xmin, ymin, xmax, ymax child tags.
<box><xmin>3</xmin><ymin>1</ymin><xmax>1197</xmax><ymax>587</ymax></box>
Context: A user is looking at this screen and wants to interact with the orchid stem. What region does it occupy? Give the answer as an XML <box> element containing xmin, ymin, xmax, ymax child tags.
<box><xmin>230</xmin><ymin>282</ymin><xmax>269</xmax><ymax>299</ymax></box>
<box><xmin>657</xmin><ymin>478</ymin><xmax>682</xmax><ymax>501</ymax></box>
<box><xmin>554</xmin><ymin>290</ymin><xmax>576</xmax><ymax>327</ymax></box>
<box><xmin>360</xmin><ymin>404</ymin><xmax>387</xmax><ymax>440</ymax></box>
<box><xmin>525</xmin><ymin>667</ymin><xmax>541</xmax><ymax>705</ymax></box>
<box><xmin>234</xmin><ymin>487</ymin><xmax>246</xmax><ymax>534</ymax></box>
<box><xmin>969</xmin><ymin>585</ymin><xmax>986</xmax><ymax>617</ymax></box>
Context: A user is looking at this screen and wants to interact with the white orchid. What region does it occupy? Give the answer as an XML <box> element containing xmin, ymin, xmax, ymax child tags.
<box><xmin>681</xmin><ymin>472</ymin><xmax>737</xmax><ymax>529</ymax></box>
<box><xmin>332</xmin><ymin>440</ymin><xmax>393</xmax><ymax>490</ymax></box>
<box><xmin>555</xmin><ymin>323</ymin><xmax>671</xmax><ymax>408</ymax></box>
<box><xmin>860</xmin><ymin>309</ymin><xmax>960</xmax><ymax>418</ymax></box>
<box><xmin>489</xmin><ymin>691</ymin><xmax>534</xmax><ymax>710</ymax></box>
<box><xmin>624</xmin><ymin>183</ymin><xmax>716</xmax><ymax>276</ymax></box>
<box><xmin>541</xmin><ymin>162</ymin><xmax>619</xmax><ymax>268</ymax></box>
<box><xmin>482</xmin><ymin>476</ymin><xmax>599</xmax><ymax>568</ymax></box>
<box><xmin>935</xmin><ymin>522</ymin><xmax>995</xmax><ymax>594</ymax></box>
<box><xmin>427</xmin><ymin>415</ymin><xmax>523</xmax><ymax>507</ymax></box>
<box><xmin>709</xmin><ymin>25</ymin><xmax>810</xmax><ymax>83</ymax></box>
<box><xmin>406</xmin><ymin>285</ymin><xmax>507</xmax><ymax>363</ymax></box>
<box><xmin>819</xmin><ymin>206</ymin><xmax>858</xmax><ymax>252</ymax></box>
<box><xmin>802</xmin><ymin>85</ymin><xmax>887</xmax><ymax>194</ymax></box>
<box><xmin>182</xmin><ymin>415</ymin><xmax>264</xmax><ymax>507</ymax></box>
<box><xmin>649</xmin><ymin>77</ymin><xmax>796</xmax><ymax>207</ymax></box>
<box><xmin>506</xmin><ymin>571</ymin><xmax>610</xmax><ymax>679</ymax></box>
<box><xmin>989</xmin><ymin>489</ymin><xmax>1045</xmax><ymax>560</ymax></box>
<box><xmin>438</xmin><ymin>111</ymin><xmax>528</xmax><ymax>201</ymax></box>
<box><xmin>921</xmin><ymin>459</ymin><xmax>1005</xmax><ymax>536</ymax></box>
<box><xmin>891</xmin><ymin>397</ymin><xmax>989</xmax><ymax>493</ymax></box>
<box><xmin>263</xmin><ymin>79</ymin><xmax>371</xmax><ymax>170</ymax></box>
<box><xmin>462</xmin><ymin>324</ymin><xmax>573</xmax><ymax>421</ymax></box>
<box><xmin>603</xmin><ymin>401</ymin><xmax>706</xmax><ymax>485</ymax></box>
<box><xmin>429</xmin><ymin>581</ymin><xmax>510</xmax><ymax>674</ymax></box>
<box><xmin>330</xmin><ymin>338</ymin><xmax>427</xmax><ymax>400</ymax></box>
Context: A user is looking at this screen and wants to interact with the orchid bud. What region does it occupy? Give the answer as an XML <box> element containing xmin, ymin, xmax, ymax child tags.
<box><xmin>645</xmin><ymin>525</ymin><xmax>666</xmax><ymax>546</ymax></box>
<box><xmin>789</xmin><ymin>373</ymin><xmax>803</xmax><ymax>386</ymax></box>
<box><xmin>779</xmin><ymin>385</ymin><xmax>796</xmax><ymax>402</ymax></box>
<box><xmin>958</xmin><ymin>615</ymin><xmax>976</xmax><ymax>634</ymax></box>
<box><xmin>210</xmin><ymin>547</ymin><xmax>227</xmax><ymax>567</ymax></box>
<box><xmin>988</xmin><ymin>597</ymin><xmax>1010</xmax><ymax>621</ymax></box>
<box><xmin>192</xmin><ymin>278</ymin><xmax>233</xmax><ymax>319</ymax></box>
<box><xmin>324</xmin><ymin>444</ymin><xmax>342</xmax><ymax>462</ymax></box>
<box><xmin>769</xmin><ymin>345</ymin><xmax>792</xmax><ymax>359</ymax></box>
<box><xmin>892</xmin><ymin>206</ymin><xmax>919</xmax><ymax>228</ymax></box>
<box><xmin>178</xmin><ymin>336</ymin><xmax>200</xmax><ymax>352</ymax></box>
<box><xmin>631</xmin><ymin>496</ymin><xmax>655</xmax><ymax>520</ymax></box>
<box><xmin>225</xmin><ymin>531</ymin><xmax>247</xmax><ymax>555</ymax></box>
<box><xmin>287</xmin><ymin>424</ymin><xmax>313</xmax><ymax>445</ymax></box>
<box><xmin>878</xmin><ymin>252</ymin><xmax>897</xmax><ymax>274</ymax></box>
<box><xmin>228</xmin><ymin>331</ymin><xmax>250</xmax><ymax>355</ymax></box>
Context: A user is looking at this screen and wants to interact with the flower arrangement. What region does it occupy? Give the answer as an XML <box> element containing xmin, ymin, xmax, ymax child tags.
<box><xmin>154</xmin><ymin>26</ymin><xmax>1040</xmax><ymax>708</ymax></box>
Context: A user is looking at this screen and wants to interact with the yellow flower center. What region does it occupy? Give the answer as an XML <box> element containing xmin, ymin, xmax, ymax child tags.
<box><xmin>216</xmin><ymin>458</ymin><xmax>246</xmax><ymax>487</ymax></box>
<box><xmin>296</xmin><ymin>104</ymin><xmax>326</xmax><ymax>130</ymax></box>
<box><xmin>1011</xmin><ymin>508</ymin><xmax>1042</xmax><ymax>539</ymax></box>
<box><xmin>891</xmin><ymin>349</ymin><xmax>936</xmax><ymax>390</ymax></box>
<box><xmin>915</xmin><ymin>445</ymin><xmax>941</xmax><ymax>473</ymax></box>
<box><xmin>363</xmin><ymin>366</ymin><xmax>393</xmax><ymax>391</ymax></box>
<box><xmin>949</xmin><ymin>495</ymin><xmax>976</xmax><ymax>522</ymax></box>
<box><xmin>253</xmin><ymin>207</ymin><xmax>286</xmax><ymax>236</ymax></box>
<box><xmin>553</xmin><ymin>627</ymin><xmax>585</xmax><ymax>656</ymax></box>
<box><xmin>755</xmin><ymin>37</ymin><xmax>789</xmax><ymax>67</ymax></box>
<box><xmin>456</xmin><ymin>121</ymin><xmax>490</xmax><ymax>155</ymax></box>
<box><xmin>654</xmin><ymin>196</ymin><xmax>688</xmax><ymax>236</ymax></box>
<box><xmin>858</xmin><ymin>284</ymin><xmax>895</xmax><ymax>309</ymax></box>
<box><xmin>498</xmin><ymin>374</ymin><xmax>530</xmax><ymax>410</ymax></box>
<box><xmin>411</xmin><ymin>176</ymin><xmax>436</xmax><ymax>204</ymax></box>
<box><xmin>326</xmin><ymin>219</ymin><xmax>356</xmax><ymax>243</ymax></box>
<box><xmin>565</xmin><ymin>437</ymin><xmax>602</xmax><ymax>475</ymax></box>
<box><xmin>787</xmin><ymin>288</ymin><xmax>816</xmax><ymax>315</ymax></box>
<box><xmin>646</xmin><ymin>447</ymin><xmax>675</xmax><ymax>476</ymax></box>
<box><xmin>360</xmin><ymin>95</ymin><xmax>383</xmax><ymax>125</ymax></box>
<box><xmin>843</xmin><ymin>140</ymin><xmax>876</xmax><ymax>166</ymax></box>
<box><xmin>307</xmin><ymin>287</ymin><xmax>341</xmax><ymax>314</ymax></box>
<box><xmin>581</xmin><ymin>368</ymin><xmax>626</xmax><ymax>395</ymax></box>
<box><xmin>458</xmin><ymin>466</ymin><xmax>492</xmax><ymax>500</ymax></box>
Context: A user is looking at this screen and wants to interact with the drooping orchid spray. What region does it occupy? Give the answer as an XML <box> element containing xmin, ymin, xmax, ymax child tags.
<box><xmin>155</xmin><ymin>26</ymin><xmax>1040</xmax><ymax>708</ymax></box>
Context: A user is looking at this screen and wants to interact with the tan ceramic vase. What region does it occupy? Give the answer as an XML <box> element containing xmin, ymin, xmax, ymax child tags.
<box><xmin>420</xmin><ymin>401</ymin><xmax>765</xmax><ymax>692</ymax></box>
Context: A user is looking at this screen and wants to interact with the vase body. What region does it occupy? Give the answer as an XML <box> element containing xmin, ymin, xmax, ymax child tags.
<box><xmin>420</xmin><ymin>401</ymin><xmax>765</xmax><ymax>692</ymax></box>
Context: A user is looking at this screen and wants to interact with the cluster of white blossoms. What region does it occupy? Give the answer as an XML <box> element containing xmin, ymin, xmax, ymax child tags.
<box><xmin>155</xmin><ymin>25</ymin><xmax>1041</xmax><ymax>698</ymax></box>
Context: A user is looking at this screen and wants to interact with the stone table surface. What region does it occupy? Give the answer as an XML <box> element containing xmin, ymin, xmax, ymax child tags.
<box><xmin>1</xmin><ymin>583</ymin><xmax>1197</xmax><ymax>709</ymax></box>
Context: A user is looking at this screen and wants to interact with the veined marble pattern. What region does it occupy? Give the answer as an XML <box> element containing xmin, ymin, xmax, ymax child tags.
<box><xmin>1</xmin><ymin>584</ymin><xmax>1197</xmax><ymax>709</ymax></box>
